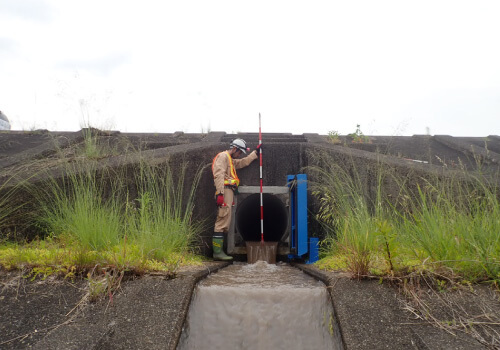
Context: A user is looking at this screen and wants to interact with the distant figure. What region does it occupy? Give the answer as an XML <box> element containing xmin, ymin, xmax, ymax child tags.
<box><xmin>0</xmin><ymin>111</ymin><xmax>11</xmax><ymax>130</ymax></box>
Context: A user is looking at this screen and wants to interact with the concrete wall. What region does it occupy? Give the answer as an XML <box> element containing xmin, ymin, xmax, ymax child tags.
<box><xmin>0</xmin><ymin>130</ymin><xmax>498</xmax><ymax>255</ymax></box>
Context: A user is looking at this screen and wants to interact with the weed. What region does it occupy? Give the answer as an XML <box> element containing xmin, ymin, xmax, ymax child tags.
<box><xmin>0</xmin><ymin>173</ymin><xmax>27</xmax><ymax>240</ymax></box>
<box><xmin>309</xmin><ymin>150</ymin><xmax>500</xmax><ymax>283</ymax></box>
<box><xmin>348</xmin><ymin>124</ymin><xmax>371</xmax><ymax>144</ymax></box>
<box><xmin>327</xmin><ymin>130</ymin><xmax>341</xmax><ymax>144</ymax></box>
<box><xmin>309</xmin><ymin>155</ymin><xmax>380</xmax><ymax>278</ymax></box>
<box><xmin>86</xmin><ymin>265</ymin><xmax>124</xmax><ymax>302</ymax></box>
<box><xmin>374</xmin><ymin>219</ymin><xmax>396</xmax><ymax>273</ymax></box>
<box><xmin>81</xmin><ymin>128</ymin><xmax>102</xmax><ymax>159</ymax></box>
<box><xmin>33</xmin><ymin>162</ymin><xmax>124</xmax><ymax>252</ymax></box>
<box><xmin>126</xmin><ymin>160</ymin><xmax>206</xmax><ymax>263</ymax></box>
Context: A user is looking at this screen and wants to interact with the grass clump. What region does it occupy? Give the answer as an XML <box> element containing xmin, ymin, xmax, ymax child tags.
<box><xmin>401</xmin><ymin>177</ymin><xmax>500</xmax><ymax>281</ymax></box>
<box><xmin>37</xmin><ymin>164</ymin><xmax>124</xmax><ymax>252</ymax></box>
<box><xmin>312</xmin><ymin>160</ymin><xmax>379</xmax><ymax>278</ymax></box>
<box><xmin>127</xmin><ymin>161</ymin><xmax>204</xmax><ymax>262</ymax></box>
<box><xmin>309</xmin><ymin>152</ymin><xmax>500</xmax><ymax>284</ymax></box>
<box><xmin>0</xmin><ymin>158</ymin><xmax>205</xmax><ymax>277</ymax></box>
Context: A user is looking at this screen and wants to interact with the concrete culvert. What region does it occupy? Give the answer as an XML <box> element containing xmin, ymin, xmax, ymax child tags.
<box><xmin>235</xmin><ymin>193</ymin><xmax>288</xmax><ymax>242</ymax></box>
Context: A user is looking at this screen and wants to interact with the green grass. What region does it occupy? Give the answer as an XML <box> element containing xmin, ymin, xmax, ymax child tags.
<box><xmin>126</xmin><ymin>160</ymin><xmax>205</xmax><ymax>262</ymax></box>
<box><xmin>309</xmin><ymin>152</ymin><xmax>500</xmax><ymax>283</ymax></box>
<box><xmin>399</xmin><ymin>177</ymin><xmax>500</xmax><ymax>281</ymax></box>
<box><xmin>33</xmin><ymin>162</ymin><xmax>124</xmax><ymax>252</ymax></box>
<box><xmin>0</xmin><ymin>157</ymin><xmax>206</xmax><ymax>276</ymax></box>
<box><xmin>311</xmin><ymin>159</ymin><xmax>380</xmax><ymax>278</ymax></box>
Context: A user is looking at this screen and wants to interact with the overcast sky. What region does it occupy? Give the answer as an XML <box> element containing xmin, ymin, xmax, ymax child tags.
<box><xmin>1</xmin><ymin>0</ymin><xmax>499</xmax><ymax>136</ymax></box>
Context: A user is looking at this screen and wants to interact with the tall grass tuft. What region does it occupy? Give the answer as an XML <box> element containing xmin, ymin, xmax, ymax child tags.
<box><xmin>10</xmin><ymin>157</ymin><xmax>206</xmax><ymax>272</ymax></box>
<box><xmin>35</xmin><ymin>162</ymin><xmax>124</xmax><ymax>252</ymax></box>
<box><xmin>127</xmin><ymin>161</ymin><xmax>205</xmax><ymax>262</ymax></box>
<box><xmin>309</xmin><ymin>151</ymin><xmax>500</xmax><ymax>282</ymax></box>
<box><xmin>309</xmin><ymin>156</ymin><xmax>383</xmax><ymax>278</ymax></box>
<box><xmin>399</xmin><ymin>175</ymin><xmax>500</xmax><ymax>281</ymax></box>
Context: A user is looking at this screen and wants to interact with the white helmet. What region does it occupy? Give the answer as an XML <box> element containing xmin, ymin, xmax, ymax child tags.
<box><xmin>230</xmin><ymin>138</ymin><xmax>248</xmax><ymax>154</ymax></box>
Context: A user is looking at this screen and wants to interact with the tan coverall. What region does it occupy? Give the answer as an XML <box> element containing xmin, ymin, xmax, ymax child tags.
<box><xmin>213</xmin><ymin>150</ymin><xmax>258</xmax><ymax>233</ymax></box>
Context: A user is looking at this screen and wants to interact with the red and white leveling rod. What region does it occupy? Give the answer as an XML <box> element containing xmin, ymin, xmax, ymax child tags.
<box><xmin>259</xmin><ymin>113</ymin><xmax>264</xmax><ymax>244</ymax></box>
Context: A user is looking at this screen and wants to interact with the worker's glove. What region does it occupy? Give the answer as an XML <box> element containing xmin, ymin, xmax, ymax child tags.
<box><xmin>215</xmin><ymin>193</ymin><xmax>225</xmax><ymax>207</ymax></box>
<box><xmin>256</xmin><ymin>144</ymin><xmax>262</xmax><ymax>156</ymax></box>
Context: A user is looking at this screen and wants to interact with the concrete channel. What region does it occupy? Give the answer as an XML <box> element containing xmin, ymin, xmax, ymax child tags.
<box><xmin>177</xmin><ymin>262</ymin><xmax>343</xmax><ymax>350</ymax></box>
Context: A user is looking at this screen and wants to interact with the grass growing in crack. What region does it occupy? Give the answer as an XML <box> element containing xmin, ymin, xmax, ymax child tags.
<box><xmin>81</xmin><ymin>128</ymin><xmax>102</xmax><ymax>159</ymax></box>
<box><xmin>309</xmin><ymin>154</ymin><xmax>400</xmax><ymax>278</ymax></box>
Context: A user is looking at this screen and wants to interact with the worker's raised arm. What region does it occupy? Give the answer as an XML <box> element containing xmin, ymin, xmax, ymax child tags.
<box><xmin>233</xmin><ymin>150</ymin><xmax>258</xmax><ymax>169</ymax></box>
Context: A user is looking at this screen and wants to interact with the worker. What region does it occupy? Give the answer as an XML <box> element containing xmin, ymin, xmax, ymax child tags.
<box><xmin>212</xmin><ymin>138</ymin><xmax>261</xmax><ymax>260</ymax></box>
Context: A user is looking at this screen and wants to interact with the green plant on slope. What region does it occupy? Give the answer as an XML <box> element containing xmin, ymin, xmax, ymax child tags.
<box><xmin>348</xmin><ymin>124</ymin><xmax>371</xmax><ymax>144</ymax></box>
<box><xmin>374</xmin><ymin>219</ymin><xmax>396</xmax><ymax>273</ymax></box>
<box><xmin>398</xmin><ymin>174</ymin><xmax>500</xmax><ymax>281</ymax></box>
<box><xmin>35</xmin><ymin>162</ymin><xmax>124</xmax><ymax>253</ymax></box>
<box><xmin>127</xmin><ymin>160</ymin><xmax>206</xmax><ymax>262</ymax></box>
<box><xmin>327</xmin><ymin>130</ymin><xmax>341</xmax><ymax>144</ymax></box>
<box><xmin>309</xmin><ymin>149</ymin><xmax>500</xmax><ymax>283</ymax></box>
<box><xmin>82</xmin><ymin>128</ymin><xmax>101</xmax><ymax>159</ymax></box>
<box><xmin>309</xmin><ymin>156</ymin><xmax>381</xmax><ymax>278</ymax></box>
<box><xmin>1</xmin><ymin>147</ymin><xmax>207</xmax><ymax>274</ymax></box>
<box><xmin>79</xmin><ymin>128</ymin><xmax>124</xmax><ymax>160</ymax></box>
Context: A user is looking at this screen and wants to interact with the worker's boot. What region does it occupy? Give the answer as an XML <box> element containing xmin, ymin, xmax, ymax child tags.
<box><xmin>212</xmin><ymin>234</ymin><xmax>233</xmax><ymax>261</ymax></box>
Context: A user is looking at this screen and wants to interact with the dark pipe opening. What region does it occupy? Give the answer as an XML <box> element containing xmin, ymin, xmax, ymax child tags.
<box><xmin>235</xmin><ymin>193</ymin><xmax>288</xmax><ymax>242</ymax></box>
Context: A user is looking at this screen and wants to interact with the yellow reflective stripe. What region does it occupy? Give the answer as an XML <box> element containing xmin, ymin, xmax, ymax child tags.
<box><xmin>225</xmin><ymin>152</ymin><xmax>239</xmax><ymax>186</ymax></box>
<box><xmin>212</xmin><ymin>151</ymin><xmax>240</xmax><ymax>187</ymax></box>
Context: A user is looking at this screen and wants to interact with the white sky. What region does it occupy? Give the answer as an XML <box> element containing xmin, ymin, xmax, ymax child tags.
<box><xmin>1</xmin><ymin>0</ymin><xmax>499</xmax><ymax>136</ymax></box>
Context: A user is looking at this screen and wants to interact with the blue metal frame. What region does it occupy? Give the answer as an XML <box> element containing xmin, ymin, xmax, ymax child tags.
<box><xmin>287</xmin><ymin>174</ymin><xmax>318</xmax><ymax>264</ymax></box>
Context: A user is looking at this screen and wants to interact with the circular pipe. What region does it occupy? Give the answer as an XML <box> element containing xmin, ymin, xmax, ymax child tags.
<box><xmin>235</xmin><ymin>193</ymin><xmax>288</xmax><ymax>242</ymax></box>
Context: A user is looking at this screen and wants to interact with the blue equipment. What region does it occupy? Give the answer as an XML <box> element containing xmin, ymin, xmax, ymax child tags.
<box><xmin>287</xmin><ymin>174</ymin><xmax>319</xmax><ymax>264</ymax></box>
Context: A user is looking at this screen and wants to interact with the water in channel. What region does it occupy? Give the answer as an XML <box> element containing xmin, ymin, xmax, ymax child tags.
<box><xmin>178</xmin><ymin>261</ymin><xmax>342</xmax><ymax>350</ymax></box>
